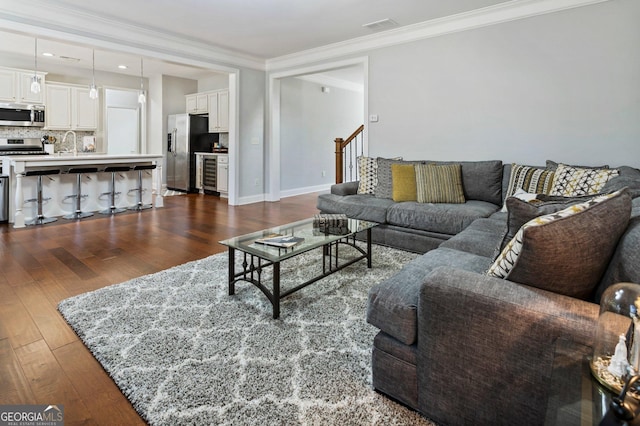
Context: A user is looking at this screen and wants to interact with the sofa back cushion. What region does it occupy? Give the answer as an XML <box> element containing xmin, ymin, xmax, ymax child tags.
<box><xmin>487</xmin><ymin>189</ymin><xmax>631</xmax><ymax>300</ymax></box>
<box><xmin>595</xmin><ymin>196</ymin><xmax>640</xmax><ymax>302</ymax></box>
<box><xmin>430</xmin><ymin>160</ymin><xmax>503</xmax><ymax>205</ymax></box>
<box><xmin>602</xmin><ymin>166</ymin><xmax>640</xmax><ymax>199</ymax></box>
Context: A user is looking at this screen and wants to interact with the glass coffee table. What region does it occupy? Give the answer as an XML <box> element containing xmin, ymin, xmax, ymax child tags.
<box><xmin>219</xmin><ymin>217</ymin><xmax>377</xmax><ymax>319</ymax></box>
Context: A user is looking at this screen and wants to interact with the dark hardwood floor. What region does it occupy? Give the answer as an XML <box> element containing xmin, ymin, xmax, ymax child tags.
<box><xmin>0</xmin><ymin>192</ymin><xmax>320</xmax><ymax>425</ymax></box>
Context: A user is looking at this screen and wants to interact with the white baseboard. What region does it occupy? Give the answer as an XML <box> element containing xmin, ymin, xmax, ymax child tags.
<box><xmin>280</xmin><ymin>184</ymin><xmax>331</xmax><ymax>198</ymax></box>
<box><xmin>235</xmin><ymin>184</ymin><xmax>330</xmax><ymax>205</ymax></box>
<box><xmin>236</xmin><ymin>194</ymin><xmax>266</xmax><ymax>205</ymax></box>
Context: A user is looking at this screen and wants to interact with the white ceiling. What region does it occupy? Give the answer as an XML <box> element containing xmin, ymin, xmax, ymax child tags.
<box><xmin>0</xmin><ymin>0</ymin><xmax>510</xmax><ymax>79</ymax></box>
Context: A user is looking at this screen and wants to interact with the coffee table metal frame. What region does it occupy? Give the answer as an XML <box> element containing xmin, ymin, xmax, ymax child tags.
<box><xmin>219</xmin><ymin>218</ymin><xmax>377</xmax><ymax>319</ymax></box>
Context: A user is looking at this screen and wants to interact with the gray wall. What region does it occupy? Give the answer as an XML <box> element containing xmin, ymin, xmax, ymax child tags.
<box><xmin>365</xmin><ymin>0</ymin><xmax>640</xmax><ymax>167</ymax></box>
<box><xmin>280</xmin><ymin>78</ymin><xmax>363</xmax><ymax>192</ymax></box>
<box><xmin>237</xmin><ymin>67</ymin><xmax>266</xmax><ymax>200</ymax></box>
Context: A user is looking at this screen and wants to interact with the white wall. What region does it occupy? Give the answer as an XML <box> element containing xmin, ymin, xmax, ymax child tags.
<box><xmin>364</xmin><ymin>0</ymin><xmax>640</xmax><ymax>168</ymax></box>
<box><xmin>280</xmin><ymin>78</ymin><xmax>363</xmax><ymax>193</ymax></box>
<box><xmin>198</xmin><ymin>73</ymin><xmax>229</xmax><ymax>92</ymax></box>
<box><xmin>236</xmin><ymin>67</ymin><xmax>265</xmax><ymax>202</ymax></box>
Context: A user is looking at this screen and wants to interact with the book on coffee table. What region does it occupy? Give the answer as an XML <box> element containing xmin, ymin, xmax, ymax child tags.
<box><xmin>255</xmin><ymin>234</ymin><xmax>305</xmax><ymax>248</ymax></box>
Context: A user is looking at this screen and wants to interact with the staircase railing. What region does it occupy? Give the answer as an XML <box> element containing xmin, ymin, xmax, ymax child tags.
<box><xmin>334</xmin><ymin>124</ymin><xmax>364</xmax><ymax>184</ymax></box>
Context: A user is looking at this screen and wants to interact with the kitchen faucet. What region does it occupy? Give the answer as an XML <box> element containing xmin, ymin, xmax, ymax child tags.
<box><xmin>62</xmin><ymin>130</ymin><xmax>78</xmax><ymax>156</ymax></box>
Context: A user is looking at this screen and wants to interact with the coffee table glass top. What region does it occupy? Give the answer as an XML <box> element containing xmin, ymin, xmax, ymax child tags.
<box><xmin>219</xmin><ymin>217</ymin><xmax>377</xmax><ymax>262</ymax></box>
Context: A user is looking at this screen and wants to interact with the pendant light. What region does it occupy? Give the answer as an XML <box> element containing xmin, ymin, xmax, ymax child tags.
<box><xmin>138</xmin><ymin>58</ymin><xmax>146</xmax><ymax>104</ymax></box>
<box><xmin>89</xmin><ymin>49</ymin><xmax>98</xmax><ymax>99</ymax></box>
<box><xmin>30</xmin><ymin>38</ymin><xmax>41</xmax><ymax>94</ymax></box>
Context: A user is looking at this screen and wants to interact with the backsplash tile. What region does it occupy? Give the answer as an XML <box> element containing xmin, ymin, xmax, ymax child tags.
<box><xmin>0</xmin><ymin>127</ymin><xmax>95</xmax><ymax>152</ymax></box>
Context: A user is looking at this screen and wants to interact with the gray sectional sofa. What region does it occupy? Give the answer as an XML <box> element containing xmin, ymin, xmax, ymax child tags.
<box><xmin>316</xmin><ymin>160</ymin><xmax>640</xmax><ymax>425</ymax></box>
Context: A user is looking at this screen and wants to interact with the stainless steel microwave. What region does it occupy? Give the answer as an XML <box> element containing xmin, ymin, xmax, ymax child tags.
<box><xmin>0</xmin><ymin>103</ymin><xmax>45</xmax><ymax>127</ymax></box>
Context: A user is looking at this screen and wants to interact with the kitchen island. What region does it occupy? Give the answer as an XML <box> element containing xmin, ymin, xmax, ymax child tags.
<box><xmin>1</xmin><ymin>154</ymin><xmax>164</xmax><ymax>228</ymax></box>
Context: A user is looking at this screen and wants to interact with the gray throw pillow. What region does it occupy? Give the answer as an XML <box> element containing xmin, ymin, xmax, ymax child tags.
<box><xmin>487</xmin><ymin>188</ymin><xmax>632</xmax><ymax>300</ymax></box>
<box><xmin>496</xmin><ymin>196</ymin><xmax>589</xmax><ymax>254</ymax></box>
<box><xmin>375</xmin><ymin>158</ymin><xmax>423</xmax><ymax>199</ymax></box>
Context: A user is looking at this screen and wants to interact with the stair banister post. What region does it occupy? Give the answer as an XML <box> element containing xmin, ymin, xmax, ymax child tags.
<box><xmin>335</xmin><ymin>137</ymin><xmax>344</xmax><ymax>184</ymax></box>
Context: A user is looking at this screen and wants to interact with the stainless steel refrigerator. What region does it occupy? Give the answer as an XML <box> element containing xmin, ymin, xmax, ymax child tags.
<box><xmin>166</xmin><ymin>114</ymin><xmax>209</xmax><ymax>192</ymax></box>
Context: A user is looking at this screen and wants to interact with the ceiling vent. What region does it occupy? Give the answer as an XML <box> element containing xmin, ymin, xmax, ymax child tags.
<box><xmin>58</xmin><ymin>55</ymin><xmax>81</xmax><ymax>63</ymax></box>
<box><xmin>362</xmin><ymin>18</ymin><xmax>398</xmax><ymax>32</ymax></box>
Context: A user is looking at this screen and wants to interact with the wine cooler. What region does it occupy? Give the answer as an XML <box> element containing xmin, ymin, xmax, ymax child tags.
<box><xmin>202</xmin><ymin>156</ymin><xmax>218</xmax><ymax>191</ymax></box>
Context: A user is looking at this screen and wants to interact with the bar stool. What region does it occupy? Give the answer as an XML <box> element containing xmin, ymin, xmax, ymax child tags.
<box><xmin>63</xmin><ymin>167</ymin><xmax>98</xmax><ymax>220</ymax></box>
<box><xmin>24</xmin><ymin>169</ymin><xmax>60</xmax><ymax>226</ymax></box>
<box><xmin>100</xmin><ymin>166</ymin><xmax>131</xmax><ymax>215</ymax></box>
<box><xmin>128</xmin><ymin>164</ymin><xmax>156</xmax><ymax>211</ymax></box>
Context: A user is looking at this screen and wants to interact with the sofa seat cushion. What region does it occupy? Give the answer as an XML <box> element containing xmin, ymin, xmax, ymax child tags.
<box><xmin>316</xmin><ymin>193</ymin><xmax>393</xmax><ymax>223</ymax></box>
<box><xmin>386</xmin><ymin>200</ymin><xmax>499</xmax><ymax>235</ymax></box>
<box><xmin>367</xmin><ymin>247</ymin><xmax>492</xmax><ymax>345</ymax></box>
<box><xmin>440</xmin><ymin>217</ymin><xmax>506</xmax><ymax>257</ymax></box>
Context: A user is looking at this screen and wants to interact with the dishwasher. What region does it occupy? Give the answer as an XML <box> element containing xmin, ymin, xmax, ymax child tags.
<box><xmin>0</xmin><ymin>175</ymin><xmax>7</xmax><ymax>223</ymax></box>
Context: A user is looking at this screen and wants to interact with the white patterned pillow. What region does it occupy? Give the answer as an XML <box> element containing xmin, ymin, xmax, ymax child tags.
<box><xmin>357</xmin><ymin>156</ymin><xmax>378</xmax><ymax>195</ymax></box>
<box><xmin>550</xmin><ymin>163</ymin><xmax>618</xmax><ymax>197</ymax></box>
<box><xmin>487</xmin><ymin>189</ymin><xmax>631</xmax><ymax>299</ymax></box>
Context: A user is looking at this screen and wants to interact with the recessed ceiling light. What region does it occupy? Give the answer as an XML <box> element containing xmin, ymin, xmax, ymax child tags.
<box><xmin>42</xmin><ymin>52</ymin><xmax>54</xmax><ymax>57</ymax></box>
<box><xmin>118</xmin><ymin>65</ymin><xmax>128</xmax><ymax>69</ymax></box>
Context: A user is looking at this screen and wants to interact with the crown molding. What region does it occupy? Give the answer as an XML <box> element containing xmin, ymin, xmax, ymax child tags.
<box><xmin>266</xmin><ymin>0</ymin><xmax>611</xmax><ymax>71</ymax></box>
<box><xmin>0</xmin><ymin>0</ymin><xmax>265</xmax><ymax>71</ymax></box>
<box><xmin>0</xmin><ymin>0</ymin><xmax>611</xmax><ymax>74</ymax></box>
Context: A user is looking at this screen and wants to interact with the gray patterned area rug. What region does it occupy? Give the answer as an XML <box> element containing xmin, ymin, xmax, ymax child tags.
<box><xmin>58</xmin><ymin>244</ymin><xmax>435</xmax><ymax>425</ymax></box>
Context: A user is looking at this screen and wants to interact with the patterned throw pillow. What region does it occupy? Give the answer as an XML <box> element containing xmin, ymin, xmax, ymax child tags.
<box><xmin>375</xmin><ymin>157</ymin><xmax>415</xmax><ymax>199</ymax></box>
<box><xmin>487</xmin><ymin>189</ymin><xmax>631</xmax><ymax>300</ymax></box>
<box><xmin>550</xmin><ymin>163</ymin><xmax>619</xmax><ymax>197</ymax></box>
<box><xmin>505</xmin><ymin>164</ymin><xmax>555</xmax><ymax>199</ymax></box>
<box><xmin>356</xmin><ymin>156</ymin><xmax>378</xmax><ymax>195</ymax></box>
<box><xmin>415</xmin><ymin>164</ymin><xmax>465</xmax><ymax>203</ymax></box>
<box><xmin>391</xmin><ymin>164</ymin><xmax>417</xmax><ymax>202</ymax></box>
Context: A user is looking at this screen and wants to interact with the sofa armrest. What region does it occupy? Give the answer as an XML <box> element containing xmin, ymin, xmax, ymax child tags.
<box><xmin>331</xmin><ymin>181</ymin><xmax>359</xmax><ymax>196</ymax></box>
<box><xmin>417</xmin><ymin>267</ymin><xmax>599</xmax><ymax>426</ymax></box>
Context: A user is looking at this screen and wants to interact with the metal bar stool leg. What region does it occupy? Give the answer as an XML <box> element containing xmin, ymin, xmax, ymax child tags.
<box><xmin>25</xmin><ymin>169</ymin><xmax>60</xmax><ymax>226</ymax></box>
<box><xmin>128</xmin><ymin>164</ymin><xmax>156</xmax><ymax>211</ymax></box>
<box><xmin>63</xmin><ymin>167</ymin><xmax>98</xmax><ymax>220</ymax></box>
<box><xmin>100</xmin><ymin>166</ymin><xmax>130</xmax><ymax>215</ymax></box>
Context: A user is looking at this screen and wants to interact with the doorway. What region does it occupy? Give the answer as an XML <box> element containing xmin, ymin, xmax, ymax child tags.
<box><xmin>268</xmin><ymin>57</ymin><xmax>368</xmax><ymax>201</ymax></box>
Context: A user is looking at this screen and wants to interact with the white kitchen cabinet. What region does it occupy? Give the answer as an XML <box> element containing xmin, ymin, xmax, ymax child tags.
<box><xmin>186</xmin><ymin>93</ymin><xmax>208</xmax><ymax>114</ymax></box>
<box><xmin>208</xmin><ymin>89</ymin><xmax>229</xmax><ymax>133</ymax></box>
<box><xmin>0</xmin><ymin>69</ymin><xmax>16</xmax><ymax>102</ymax></box>
<box><xmin>19</xmin><ymin>72</ymin><xmax>45</xmax><ymax>104</ymax></box>
<box><xmin>45</xmin><ymin>83</ymin><xmax>98</xmax><ymax>130</ymax></box>
<box><xmin>217</xmin><ymin>154</ymin><xmax>228</xmax><ymax>193</ymax></box>
<box><xmin>45</xmin><ymin>84</ymin><xmax>72</xmax><ymax>129</ymax></box>
<box><xmin>0</xmin><ymin>68</ymin><xmax>46</xmax><ymax>104</ymax></box>
<box><xmin>73</xmin><ymin>87</ymin><xmax>99</xmax><ymax>130</ymax></box>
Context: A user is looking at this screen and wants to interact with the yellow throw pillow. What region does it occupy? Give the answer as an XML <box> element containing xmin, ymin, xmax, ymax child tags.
<box><xmin>391</xmin><ymin>164</ymin><xmax>417</xmax><ymax>202</ymax></box>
